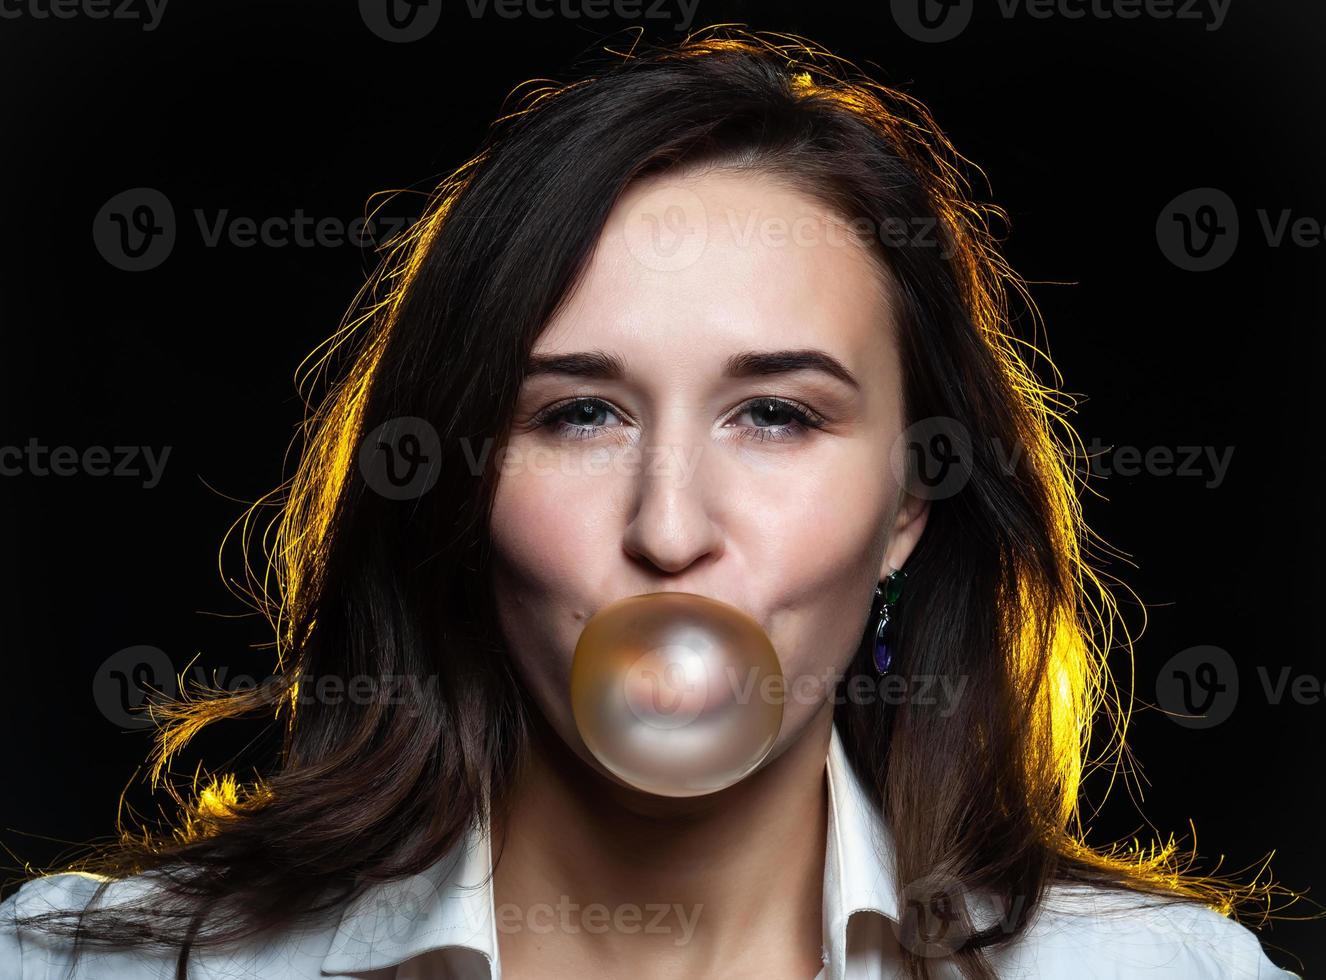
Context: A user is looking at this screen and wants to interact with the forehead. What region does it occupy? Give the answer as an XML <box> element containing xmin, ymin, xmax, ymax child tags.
<box><xmin>534</xmin><ymin>168</ymin><xmax>897</xmax><ymax>370</ymax></box>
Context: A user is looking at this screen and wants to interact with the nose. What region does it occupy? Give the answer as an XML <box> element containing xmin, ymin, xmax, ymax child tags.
<box><xmin>619</xmin><ymin>437</ymin><xmax>725</xmax><ymax>576</ymax></box>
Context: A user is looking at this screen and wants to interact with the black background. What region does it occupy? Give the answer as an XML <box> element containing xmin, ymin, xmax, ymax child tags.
<box><xmin>1</xmin><ymin>0</ymin><xmax>1321</xmax><ymax>973</ymax></box>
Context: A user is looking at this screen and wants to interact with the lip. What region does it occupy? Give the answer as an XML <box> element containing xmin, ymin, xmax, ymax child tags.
<box><xmin>627</xmin><ymin>589</ymin><xmax>737</xmax><ymax>606</ymax></box>
<box><xmin>594</xmin><ymin>590</ymin><xmax>760</xmax><ymax>627</ymax></box>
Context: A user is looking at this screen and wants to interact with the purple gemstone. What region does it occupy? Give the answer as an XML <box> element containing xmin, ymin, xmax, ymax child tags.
<box><xmin>873</xmin><ymin>639</ymin><xmax>892</xmax><ymax>674</ymax></box>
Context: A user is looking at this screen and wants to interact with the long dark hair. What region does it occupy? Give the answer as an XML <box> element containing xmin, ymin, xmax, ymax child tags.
<box><xmin>16</xmin><ymin>26</ymin><xmax>1291</xmax><ymax>980</ymax></box>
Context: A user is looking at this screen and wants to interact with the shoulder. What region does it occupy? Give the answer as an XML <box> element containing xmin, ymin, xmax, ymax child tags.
<box><xmin>1</xmin><ymin>872</ymin><xmax>175</xmax><ymax>980</ymax></box>
<box><xmin>1</xmin><ymin>871</ymin><xmax>118</xmax><ymax>937</ymax></box>
<box><xmin>3</xmin><ymin>870</ymin><xmax>106</xmax><ymax>917</ymax></box>
<box><xmin>991</xmin><ymin>882</ymin><xmax>1301</xmax><ymax>979</ymax></box>
<box><xmin>1</xmin><ymin>872</ymin><xmax>343</xmax><ymax>980</ymax></box>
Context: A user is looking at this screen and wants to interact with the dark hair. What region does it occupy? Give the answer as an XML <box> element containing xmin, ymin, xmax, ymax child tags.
<box><xmin>17</xmin><ymin>25</ymin><xmax>1293</xmax><ymax>980</ymax></box>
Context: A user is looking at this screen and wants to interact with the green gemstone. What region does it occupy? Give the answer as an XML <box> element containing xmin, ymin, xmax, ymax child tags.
<box><xmin>883</xmin><ymin>570</ymin><xmax>906</xmax><ymax>604</ymax></box>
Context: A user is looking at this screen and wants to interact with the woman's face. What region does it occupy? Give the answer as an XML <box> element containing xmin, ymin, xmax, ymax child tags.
<box><xmin>487</xmin><ymin>167</ymin><xmax>929</xmax><ymax>788</ymax></box>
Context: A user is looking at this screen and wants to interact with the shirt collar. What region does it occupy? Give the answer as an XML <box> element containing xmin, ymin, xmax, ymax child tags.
<box><xmin>319</xmin><ymin>814</ymin><xmax>501</xmax><ymax>977</ymax></box>
<box><xmin>321</xmin><ymin>722</ymin><xmax>900</xmax><ymax>979</ymax></box>
<box><xmin>822</xmin><ymin>721</ymin><xmax>899</xmax><ymax>978</ymax></box>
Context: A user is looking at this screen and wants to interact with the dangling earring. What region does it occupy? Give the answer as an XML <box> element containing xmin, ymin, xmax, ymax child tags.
<box><xmin>871</xmin><ymin>568</ymin><xmax>907</xmax><ymax>675</ymax></box>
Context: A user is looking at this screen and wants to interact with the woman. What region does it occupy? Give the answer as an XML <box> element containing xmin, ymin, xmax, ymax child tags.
<box><xmin>1</xmin><ymin>27</ymin><xmax>1301</xmax><ymax>980</ymax></box>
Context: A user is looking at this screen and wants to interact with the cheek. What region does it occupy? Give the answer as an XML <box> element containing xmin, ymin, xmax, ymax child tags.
<box><xmin>746</xmin><ymin>452</ymin><xmax>896</xmax><ymax>679</ymax></box>
<box><xmin>490</xmin><ymin>470</ymin><xmax>580</xmax><ymax>591</ymax></box>
<box><xmin>487</xmin><ymin>463</ymin><xmax>615</xmax><ymax>689</ymax></box>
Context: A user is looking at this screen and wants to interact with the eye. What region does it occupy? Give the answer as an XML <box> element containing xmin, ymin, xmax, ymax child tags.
<box><xmin>727</xmin><ymin>397</ymin><xmax>826</xmax><ymax>444</ymax></box>
<box><xmin>531</xmin><ymin>396</ymin><xmax>826</xmax><ymax>443</ymax></box>
<box><xmin>531</xmin><ymin>397</ymin><xmax>626</xmax><ymax>441</ymax></box>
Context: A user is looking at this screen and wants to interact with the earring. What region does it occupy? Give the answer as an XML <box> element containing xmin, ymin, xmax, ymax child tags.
<box><xmin>871</xmin><ymin>568</ymin><xmax>907</xmax><ymax>675</ymax></box>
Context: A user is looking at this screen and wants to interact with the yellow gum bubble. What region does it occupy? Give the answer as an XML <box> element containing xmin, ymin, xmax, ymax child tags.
<box><xmin>570</xmin><ymin>592</ymin><xmax>784</xmax><ymax>798</ymax></box>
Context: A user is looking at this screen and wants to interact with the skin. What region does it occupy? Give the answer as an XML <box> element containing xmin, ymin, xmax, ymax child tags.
<box><xmin>486</xmin><ymin>167</ymin><xmax>930</xmax><ymax>979</ymax></box>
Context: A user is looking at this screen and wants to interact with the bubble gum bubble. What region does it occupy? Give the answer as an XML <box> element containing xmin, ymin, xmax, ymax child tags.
<box><xmin>570</xmin><ymin>592</ymin><xmax>784</xmax><ymax>797</ymax></box>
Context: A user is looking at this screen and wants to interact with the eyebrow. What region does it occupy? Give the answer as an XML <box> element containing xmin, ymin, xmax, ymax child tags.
<box><xmin>522</xmin><ymin>348</ymin><xmax>860</xmax><ymax>390</ymax></box>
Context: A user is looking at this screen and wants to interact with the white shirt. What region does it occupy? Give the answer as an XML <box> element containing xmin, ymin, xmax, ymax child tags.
<box><xmin>1</xmin><ymin>724</ymin><xmax>1300</xmax><ymax>979</ymax></box>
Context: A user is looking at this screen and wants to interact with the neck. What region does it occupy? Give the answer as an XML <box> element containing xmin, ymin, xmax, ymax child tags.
<box><xmin>491</xmin><ymin>702</ymin><xmax>834</xmax><ymax>979</ymax></box>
